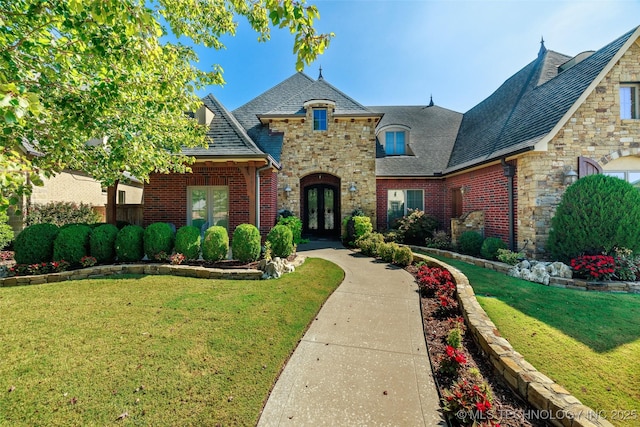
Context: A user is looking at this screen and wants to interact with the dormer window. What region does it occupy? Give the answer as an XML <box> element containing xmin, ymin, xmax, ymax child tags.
<box><xmin>385</xmin><ymin>131</ymin><xmax>406</xmax><ymax>155</ymax></box>
<box><xmin>313</xmin><ymin>109</ymin><xmax>327</xmax><ymax>131</ymax></box>
<box><xmin>620</xmin><ymin>84</ymin><xmax>639</xmax><ymax>119</ymax></box>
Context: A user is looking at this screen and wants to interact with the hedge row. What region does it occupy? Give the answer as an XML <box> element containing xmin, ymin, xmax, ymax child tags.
<box><xmin>14</xmin><ymin>220</ymin><xmax>297</xmax><ymax>267</ymax></box>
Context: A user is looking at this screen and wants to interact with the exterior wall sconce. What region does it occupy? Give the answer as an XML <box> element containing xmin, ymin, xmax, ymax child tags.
<box><xmin>460</xmin><ymin>185</ymin><xmax>469</xmax><ymax>195</ymax></box>
<box><xmin>563</xmin><ymin>166</ymin><xmax>578</xmax><ymax>186</ymax></box>
<box><xmin>348</xmin><ymin>183</ymin><xmax>357</xmax><ymax>193</ymax></box>
<box><xmin>284</xmin><ymin>185</ymin><xmax>292</xmax><ymax>196</ymax></box>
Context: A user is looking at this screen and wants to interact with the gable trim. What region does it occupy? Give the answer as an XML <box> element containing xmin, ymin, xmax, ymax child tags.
<box><xmin>533</xmin><ymin>26</ymin><xmax>640</xmax><ymax>153</ymax></box>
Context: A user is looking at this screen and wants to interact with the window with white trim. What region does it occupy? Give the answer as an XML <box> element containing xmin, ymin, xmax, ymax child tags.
<box><xmin>620</xmin><ymin>84</ymin><xmax>639</xmax><ymax>119</ymax></box>
<box><xmin>387</xmin><ymin>189</ymin><xmax>424</xmax><ymax>226</ymax></box>
<box><xmin>603</xmin><ymin>171</ymin><xmax>640</xmax><ymax>189</ymax></box>
<box><xmin>385</xmin><ymin>131</ymin><xmax>406</xmax><ymax>155</ymax></box>
<box><xmin>187</xmin><ymin>186</ymin><xmax>229</xmax><ymax>232</ymax></box>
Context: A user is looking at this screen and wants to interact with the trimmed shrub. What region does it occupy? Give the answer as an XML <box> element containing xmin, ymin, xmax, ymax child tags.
<box><xmin>480</xmin><ymin>237</ymin><xmax>508</xmax><ymax>261</ymax></box>
<box><xmin>353</xmin><ymin>216</ymin><xmax>373</xmax><ymax>239</ymax></box>
<box><xmin>175</xmin><ymin>225</ymin><xmax>201</xmax><ymax>260</ymax></box>
<box><xmin>394</xmin><ymin>210</ymin><xmax>438</xmax><ymax>245</ymax></box>
<box><xmin>25</xmin><ymin>201</ymin><xmax>102</xmax><ymax>227</ymax></box>
<box><xmin>53</xmin><ymin>224</ymin><xmax>92</xmax><ymax>265</ymax></box>
<box><xmin>458</xmin><ymin>231</ymin><xmax>484</xmax><ymax>257</ymax></box>
<box><xmin>547</xmin><ymin>174</ymin><xmax>640</xmax><ymax>262</ymax></box>
<box><xmin>277</xmin><ymin>216</ymin><xmax>303</xmax><ymax>244</ymax></box>
<box><xmin>392</xmin><ymin>245</ymin><xmax>413</xmax><ymax>266</ymax></box>
<box><xmin>0</xmin><ymin>210</ymin><xmax>13</xmax><ymax>250</ymax></box>
<box><xmin>378</xmin><ymin>242</ymin><xmax>398</xmax><ymax>263</ymax></box>
<box><xmin>424</xmin><ymin>230</ymin><xmax>452</xmax><ymax>250</ymax></box>
<box><xmin>267</xmin><ymin>225</ymin><xmax>294</xmax><ymax>258</ymax></box>
<box><xmin>14</xmin><ymin>223</ymin><xmax>59</xmax><ymax>264</ymax></box>
<box><xmin>496</xmin><ymin>249</ymin><xmax>522</xmax><ymax>266</ymax></box>
<box><xmin>232</xmin><ymin>224</ymin><xmax>261</xmax><ymax>262</ymax></box>
<box><xmin>115</xmin><ymin>225</ymin><xmax>145</xmax><ymax>262</ymax></box>
<box><xmin>90</xmin><ymin>224</ymin><xmax>119</xmax><ymax>264</ymax></box>
<box><xmin>356</xmin><ymin>232</ymin><xmax>385</xmax><ymax>257</ymax></box>
<box><xmin>144</xmin><ymin>222</ymin><xmax>175</xmax><ymax>261</ymax></box>
<box><xmin>202</xmin><ymin>226</ymin><xmax>229</xmax><ymax>262</ymax></box>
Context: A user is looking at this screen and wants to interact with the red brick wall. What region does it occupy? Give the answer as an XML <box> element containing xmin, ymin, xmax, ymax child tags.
<box><xmin>375</xmin><ymin>179</ymin><xmax>446</xmax><ymax>231</ymax></box>
<box><xmin>144</xmin><ymin>164</ymin><xmax>278</xmax><ymax>239</ymax></box>
<box><xmin>443</xmin><ymin>162</ymin><xmax>517</xmax><ymax>244</ymax></box>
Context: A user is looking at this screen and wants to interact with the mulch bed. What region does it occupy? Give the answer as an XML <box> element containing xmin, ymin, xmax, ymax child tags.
<box><xmin>406</xmin><ymin>264</ymin><xmax>548</xmax><ymax>427</ymax></box>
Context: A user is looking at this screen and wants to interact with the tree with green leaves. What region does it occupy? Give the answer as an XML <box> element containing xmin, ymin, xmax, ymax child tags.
<box><xmin>0</xmin><ymin>0</ymin><xmax>332</xmax><ymax>214</ymax></box>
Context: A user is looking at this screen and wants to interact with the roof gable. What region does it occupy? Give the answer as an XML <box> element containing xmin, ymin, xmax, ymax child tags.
<box><xmin>447</xmin><ymin>26</ymin><xmax>640</xmax><ymax>172</ymax></box>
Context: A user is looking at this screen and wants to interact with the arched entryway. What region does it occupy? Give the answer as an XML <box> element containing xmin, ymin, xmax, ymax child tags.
<box><xmin>301</xmin><ymin>173</ymin><xmax>340</xmax><ymax>237</ymax></box>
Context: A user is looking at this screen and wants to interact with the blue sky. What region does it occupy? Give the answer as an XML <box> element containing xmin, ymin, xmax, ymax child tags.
<box><xmin>189</xmin><ymin>0</ymin><xmax>640</xmax><ymax>113</ymax></box>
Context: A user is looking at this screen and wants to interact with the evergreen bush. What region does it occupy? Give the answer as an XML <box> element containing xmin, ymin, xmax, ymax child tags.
<box><xmin>115</xmin><ymin>225</ymin><xmax>145</xmax><ymax>262</ymax></box>
<box><xmin>266</xmin><ymin>225</ymin><xmax>294</xmax><ymax>258</ymax></box>
<box><xmin>458</xmin><ymin>231</ymin><xmax>484</xmax><ymax>256</ymax></box>
<box><xmin>392</xmin><ymin>245</ymin><xmax>413</xmax><ymax>266</ymax></box>
<box><xmin>378</xmin><ymin>242</ymin><xmax>398</xmax><ymax>263</ymax></box>
<box><xmin>14</xmin><ymin>223</ymin><xmax>59</xmax><ymax>264</ymax></box>
<box><xmin>480</xmin><ymin>237</ymin><xmax>508</xmax><ymax>260</ymax></box>
<box><xmin>25</xmin><ymin>201</ymin><xmax>102</xmax><ymax>227</ymax></box>
<box><xmin>90</xmin><ymin>224</ymin><xmax>119</xmax><ymax>264</ymax></box>
<box><xmin>356</xmin><ymin>232</ymin><xmax>385</xmax><ymax>257</ymax></box>
<box><xmin>53</xmin><ymin>224</ymin><xmax>92</xmax><ymax>265</ymax></box>
<box><xmin>144</xmin><ymin>222</ymin><xmax>175</xmax><ymax>260</ymax></box>
<box><xmin>0</xmin><ymin>210</ymin><xmax>14</xmax><ymax>250</ymax></box>
<box><xmin>175</xmin><ymin>225</ymin><xmax>201</xmax><ymax>260</ymax></box>
<box><xmin>202</xmin><ymin>226</ymin><xmax>229</xmax><ymax>262</ymax></box>
<box><xmin>547</xmin><ymin>174</ymin><xmax>640</xmax><ymax>262</ymax></box>
<box><xmin>277</xmin><ymin>216</ymin><xmax>303</xmax><ymax>244</ymax></box>
<box><xmin>231</xmin><ymin>224</ymin><xmax>261</xmax><ymax>262</ymax></box>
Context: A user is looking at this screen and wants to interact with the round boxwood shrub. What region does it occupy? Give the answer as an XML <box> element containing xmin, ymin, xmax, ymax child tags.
<box><xmin>90</xmin><ymin>224</ymin><xmax>119</xmax><ymax>264</ymax></box>
<box><xmin>115</xmin><ymin>225</ymin><xmax>145</xmax><ymax>262</ymax></box>
<box><xmin>14</xmin><ymin>223</ymin><xmax>59</xmax><ymax>264</ymax></box>
<box><xmin>356</xmin><ymin>232</ymin><xmax>385</xmax><ymax>257</ymax></box>
<box><xmin>231</xmin><ymin>224</ymin><xmax>261</xmax><ymax>263</ymax></box>
<box><xmin>458</xmin><ymin>231</ymin><xmax>484</xmax><ymax>256</ymax></box>
<box><xmin>202</xmin><ymin>226</ymin><xmax>229</xmax><ymax>262</ymax></box>
<box><xmin>547</xmin><ymin>174</ymin><xmax>640</xmax><ymax>262</ymax></box>
<box><xmin>53</xmin><ymin>224</ymin><xmax>92</xmax><ymax>265</ymax></box>
<box><xmin>392</xmin><ymin>245</ymin><xmax>414</xmax><ymax>266</ymax></box>
<box><xmin>144</xmin><ymin>222</ymin><xmax>175</xmax><ymax>261</ymax></box>
<box><xmin>175</xmin><ymin>225</ymin><xmax>201</xmax><ymax>260</ymax></box>
<box><xmin>480</xmin><ymin>237</ymin><xmax>508</xmax><ymax>261</ymax></box>
<box><xmin>267</xmin><ymin>224</ymin><xmax>294</xmax><ymax>258</ymax></box>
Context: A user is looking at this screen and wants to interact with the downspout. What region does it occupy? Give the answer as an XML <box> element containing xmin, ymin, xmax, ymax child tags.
<box><xmin>501</xmin><ymin>158</ymin><xmax>516</xmax><ymax>251</ymax></box>
<box><xmin>256</xmin><ymin>159</ymin><xmax>275</xmax><ymax>231</ymax></box>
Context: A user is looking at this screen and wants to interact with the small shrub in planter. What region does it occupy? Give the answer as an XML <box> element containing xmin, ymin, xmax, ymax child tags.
<box><xmin>266</xmin><ymin>225</ymin><xmax>294</xmax><ymax>258</ymax></box>
<box><xmin>438</xmin><ymin>345</ymin><xmax>467</xmax><ymax>376</ymax></box>
<box><xmin>342</xmin><ymin>209</ymin><xmax>370</xmax><ymax>246</ymax></box>
<box><xmin>496</xmin><ymin>248</ymin><xmax>522</xmax><ymax>266</ymax></box>
<box><xmin>612</xmin><ymin>247</ymin><xmax>640</xmax><ymax>281</ymax></box>
<box><xmin>392</xmin><ymin>245</ymin><xmax>413</xmax><ymax>266</ymax></box>
<box><xmin>570</xmin><ymin>254</ymin><xmax>615</xmax><ymax>281</ymax></box>
<box><xmin>457</xmin><ymin>231</ymin><xmax>484</xmax><ymax>257</ymax></box>
<box><xmin>424</xmin><ymin>230</ymin><xmax>451</xmax><ymax>250</ymax></box>
<box><xmin>356</xmin><ymin>232</ymin><xmax>385</xmax><ymax>257</ymax></box>
<box><xmin>14</xmin><ymin>223</ymin><xmax>59</xmax><ymax>264</ymax></box>
<box><xmin>378</xmin><ymin>242</ymin><xmax>398</xmax><ymax>263</ymax></box>
<box><xmin>53</xmin><ymin>224</ymin><xmax>92</xmax><ymax>265</ymax></box>
<box><xmin>480</xmin><ymin>237</ymin><xmax>507</xmax><ymax>261</ymax></box>
<box><xmin>202</xmin><ymin>226</ymin><xmax>229</xmax><ymax>262</ymax></box>
<box><xmin>441</xmin><ymin>377</ymin><xmax>495</xmax><ymax>425</ymax></box>
<box><xmin>115</xmin><ymin>225</ymin><xmax>145</xmax><ymax>262</ymax></box>
<box><xmin>394</xmin><ymin>209</ymin><xmax>438</xmax><ymax>245</ymax></box>
<box><xmin>90</xmin><ymin>224</ymin><xmax>119</xmax><ymax>264</ymax></box>
<box><xmin>144</xmin><ymin>222</ymin><xmax>175</xmax><ymax>261</ymax></box>
<box><xmin>175</xmin><ymin>225</ymin><xmax>201</xmax><ymax>260</ymax></box>
<box><xmin>232</xmin><ymin>224</ymin><xmax>261</xmax><ymax>262</ymax></box>
<box><xmin>277</xmin><ymin>216</ymin><xmax>303</xmax><ymax>244</ymax></box>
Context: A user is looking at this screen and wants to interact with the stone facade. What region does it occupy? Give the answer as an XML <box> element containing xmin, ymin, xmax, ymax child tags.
<box><xmin>269</xmin><ymin>107</ymin><xmax>379</xmax><ymax>228</ymax></box>
<box><xmin>517</xmin><ymin>40</ymin><xmax>640</xmax><ymax>258</ymax></box>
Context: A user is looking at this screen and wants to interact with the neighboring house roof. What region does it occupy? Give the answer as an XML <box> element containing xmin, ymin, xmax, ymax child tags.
<box><xmin>447</xmin><ymin>26</ymin><xmax>640</xmax><ymax>172</ymax></box>
<box><xmin>184</xmin><ymin>94</ymin><xmax>277</xmax><ymax>165</ymax></box>
<box><xmin>370</xmin><ymin>105</ymin><xmax>463</xmax><ymax>177</ymax></box>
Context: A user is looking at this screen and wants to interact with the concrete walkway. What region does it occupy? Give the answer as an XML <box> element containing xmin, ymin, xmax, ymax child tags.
<box><xmin>257</xmin><ymin>239</ymin><xmax>446</xmax><ymax>426</ymax></box>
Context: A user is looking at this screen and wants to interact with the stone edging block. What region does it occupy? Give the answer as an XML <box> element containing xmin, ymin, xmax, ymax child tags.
<box><xmin>412</xmin><ymin>252</ymin><xmax>614</xmax><ymax>427</ymax></box>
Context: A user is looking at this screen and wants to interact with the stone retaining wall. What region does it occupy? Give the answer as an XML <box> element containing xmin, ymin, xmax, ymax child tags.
<box><xmin>0</xmin><ymin>264</ymin><xmax>262</xmax><ymax>287</ymax></box>
<box><xmin>413</xmin><ymin>251</ymin><xmax>614</xmax><ymax>427</ymax></box>
<box><xmin>415</xmin><ymin>246</ymin><xmax>640</xmax><ymax>294</ymax></box>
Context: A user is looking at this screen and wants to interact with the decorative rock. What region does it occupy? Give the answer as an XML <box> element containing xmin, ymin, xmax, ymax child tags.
<box><xmin>508</xmin><ymin>260</ymin><xmax>571</xmax><ymax>285</ymax></box>
<box><xmin>259</xmin><ymin>257</ymin><xmax>295</xmax><ymax>279</ymax></box>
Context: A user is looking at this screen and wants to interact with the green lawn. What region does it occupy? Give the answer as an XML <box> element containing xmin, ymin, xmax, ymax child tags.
<box><xmin>426</xmin><ymin>254</ymin><xmax>640</xmax><ymax>426</ymax></box>
<box><xmin>0</xmin><ymin>258</ymin><xmax>344</xmax><ymax>426</ymax></box>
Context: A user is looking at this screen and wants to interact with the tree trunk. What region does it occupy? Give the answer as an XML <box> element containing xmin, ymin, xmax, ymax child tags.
<box><xmin>106</xmin><ymin>181</ymin><xmax>119</xmax><ymax>225</ymax></box>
